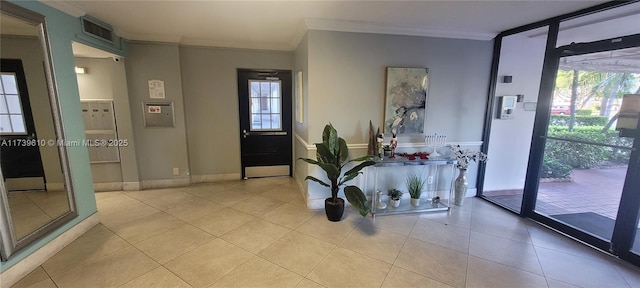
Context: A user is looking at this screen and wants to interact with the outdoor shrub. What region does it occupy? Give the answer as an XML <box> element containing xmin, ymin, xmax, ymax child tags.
<box><xmin>545</xmin><ymin>129</ymin><xmax>607</xmax><ymax>168</ymax></box>
<box><xmin>576</xmin><ymin>109</ymin><xmax>592</xmax><ymax>115</ymax></box>
<box><xmin>545</xmin><ymin>126</ymin><xmax>632</xmax><ymax>168</ymax></box>
<box><xmin>541</xmin><ymin>157</ymin><xmax>572</xmax><ymax>179</ymax></box>
<box><xmin>549</xmin><ymin>115</ymin><xmax>608</xmax><ymax>126</ymax></box>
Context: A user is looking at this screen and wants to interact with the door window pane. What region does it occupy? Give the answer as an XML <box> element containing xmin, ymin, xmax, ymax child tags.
<box><xmin>1</xmin><ymin>74</ymin><xmax>18</xmax><ymax>94</ymax></box>
<box><xmin>0</xmin><ymin>115</ymin><xmax>11</xmax><ymax>133</ymax></box>
<box><xmin>0</xmin><ymin>73</ymin><xmax>26</xmax><ymax>134</ymax></box>
<box><xmin>6</xmin><ymin>95</ymin><xmax>22</xmax><ymax>113</ymax></box>
<box><xmin>248</xmin><ymin>80</ymin><xmax>282</xmax><ymax>131</ymax></box>
<box><xmin>9</xmin><ymin>115</ymin><xmax>25</xmax><ymax>133</ymax></box>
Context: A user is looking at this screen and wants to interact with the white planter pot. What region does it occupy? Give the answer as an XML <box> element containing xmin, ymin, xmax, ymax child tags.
<box><xmin>390</xmin><ymin>199</ymin><xmax>400</xmax><ymax>208</ymax></box>
<box><xmin>410</xmin><ymin>198</ymin><xmax>420</xmax><ymax>207</ymax></box>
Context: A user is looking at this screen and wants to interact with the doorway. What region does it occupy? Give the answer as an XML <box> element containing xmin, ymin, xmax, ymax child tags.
<box><xmin>237</xmin><ymin>69</ymin><xmax>292</xmax><ymax>179</ymax></box>
<box><xmin>1</xmin><ymin>59</ymin><xmax>46</xmax><ymax>191</ymax></box>
<box><xmin>529</xmin><ymin>37</ymin><xmax>640</xmax><ymax>262</ymax></box>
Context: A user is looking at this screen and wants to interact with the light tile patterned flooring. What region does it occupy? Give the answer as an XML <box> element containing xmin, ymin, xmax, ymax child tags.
<box><xmin>11</xmin><ymin>177</ymin><xmax>640</xmax><ymax>288</ymax></box>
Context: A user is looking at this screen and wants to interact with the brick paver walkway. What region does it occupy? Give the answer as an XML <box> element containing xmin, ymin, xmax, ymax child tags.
<box><xmin>484</xmin><ymin>166</ymin><xmax>628</xmax><ymax>220</ymax></box>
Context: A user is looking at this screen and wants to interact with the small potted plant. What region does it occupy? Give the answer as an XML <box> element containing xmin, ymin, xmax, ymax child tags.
<box><xmin>387</xmin><ymin>188</ymin><xmax>403</xmax><ymax>208</ymax></box>
<box><xmin>406</xmin><ymin>173</ymin><xmax>425</xmax><ymax>207</ymax></box>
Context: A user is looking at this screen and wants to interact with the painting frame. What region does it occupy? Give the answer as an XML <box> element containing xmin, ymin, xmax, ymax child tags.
<box><xmin>384</xmin><ymin>67</ymin><xmax>429</xmax><ymax>135</ymax></box>
<box><xmin>295</xmin><ymin>70</ymin><xmax>303</xmax><ymax>123</ymax></box>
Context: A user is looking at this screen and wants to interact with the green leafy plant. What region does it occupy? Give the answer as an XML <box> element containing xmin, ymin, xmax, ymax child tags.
<box><xmin>299</xmin><ymin>123</ymin><xmax>376</xmax><ymax>216</ymax></box>
<box><xmin>541</xmin><ymin>157</ymin><xmax>572</xmax><ymax>179</ymax></box>
<box><xmin>406</xmin><ymin>173</ymin><xmax>425</xmax><ymax>199</ymax></box>
<box><xmin>387</xmin><ymin>188</ymin><xmax>403</xmax><ymax>201</ymax></box>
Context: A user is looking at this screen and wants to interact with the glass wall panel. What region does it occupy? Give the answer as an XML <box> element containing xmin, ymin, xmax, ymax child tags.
<box><xmin>482</xmin><ymin>26</ymin><xmax>548</xmax><ymax>213</ymax></box>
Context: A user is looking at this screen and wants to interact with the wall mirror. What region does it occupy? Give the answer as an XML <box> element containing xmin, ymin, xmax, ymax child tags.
<box><xmin>0</xmin><ymin>1</ymin><xmax>77</xmax><ymax>260</ymax></box>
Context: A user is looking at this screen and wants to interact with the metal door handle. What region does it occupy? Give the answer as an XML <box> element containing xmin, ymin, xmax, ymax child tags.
<box><xmin>243</xmin><ymin>130</ymin><xmax>249</xmax><ymax>139</ymax></box>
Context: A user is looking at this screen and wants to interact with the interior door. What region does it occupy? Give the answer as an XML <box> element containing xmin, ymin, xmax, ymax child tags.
<box><xmin>0</xmin><ymin>59</ymin><xmax>46</xmax><ymax>191</ymax></box>
<box><xmin>237</xmin><ymin>69</ymin><xmax>292</xmax><ymax>179</ymax></box>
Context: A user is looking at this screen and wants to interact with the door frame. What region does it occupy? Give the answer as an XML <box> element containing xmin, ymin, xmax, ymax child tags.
<box><xmin>237</xmin><ymin>68</ymin><xmax>293</xmax><ymax>179</ymax></box>
<box><xmin>523</xmin><ymin>33</ymin><xmax>640</xmax><ymax>259</ymax></box>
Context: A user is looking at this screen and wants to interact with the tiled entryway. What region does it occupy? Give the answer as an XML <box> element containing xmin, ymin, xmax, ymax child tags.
<box><xmin>11</xmin><ymin>177</ymin><xmax>640</xmax><ymax>288</ymax></box>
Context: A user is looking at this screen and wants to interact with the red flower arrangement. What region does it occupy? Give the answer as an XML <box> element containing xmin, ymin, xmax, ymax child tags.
<box><xmin>397</xmin><ymin>152</ymin><xmax>430</xmax><ymax>160</ymax></box>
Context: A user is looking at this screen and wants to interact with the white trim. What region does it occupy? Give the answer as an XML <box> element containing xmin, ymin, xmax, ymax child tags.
<box><xmin>141</xmin><ymin>178</ymin><xmax>191</xmax><ymax>189</ymax></box>
<box><xmin>0</xmin><ymin>213</ymin><xmax>100</xmax><ymax>287</ymax></box>
<box><xmin>191</xmin><ymin>173</ymin><xmax>241</xmax><ymax>183</ymax></box>
<box><xmin>295</xmin><ymin>133</ymin><xmax>483</xmax><ymax>152</ymax></box>
<box><xmin>38</xmin><ymin>0</ymin><xmax>87</xmax><ymax>17</ymax></box>
<box><xmin>304</xmin><ymin>18</ymin><xmax>496</xmax><ymax>41</ymax></box>
<box><xmin>122</xmin><ymin>182</ymin><xmax>141</xmax><ymax>191</ymax></box>
<box><xmin>295</xmin><ymin>133</ymin><xmax>313</xmax><ymax>150</ymax></box>
<box><xmin>93</xmin><ymin>182</ymin><xmax>123</xmax><ymax>192</ymax></box>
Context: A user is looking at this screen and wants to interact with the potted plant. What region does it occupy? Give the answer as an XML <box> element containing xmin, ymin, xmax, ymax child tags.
<box><xmin>299</xmin><ymin>124</ymin><xmax>376</xmax><ymax>221</ymax></box>
<box><xmin>387</xmin><ymin>188</ymin><xmax>403</xmax><ymax>208</ymax></box>
<box><xmin>406</xmin><ymin>173</ymin><xmax>425</xmax><ymax>207</ymax></box>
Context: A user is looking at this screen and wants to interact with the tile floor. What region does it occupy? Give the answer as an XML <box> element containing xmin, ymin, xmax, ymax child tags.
<box><xmin>10</xmin><ymin>177</ymin><xmax>640</xmax><ymax>288</ymax></box>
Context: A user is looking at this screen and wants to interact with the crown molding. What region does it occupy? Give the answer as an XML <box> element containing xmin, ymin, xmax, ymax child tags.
<box><xmin>304</xmin><ymin>18</ymin><xmax>496</xmax><ymax>41</ymax></box>
<box><xmin>39</xmin><ymin>0</ymin><xmax>86</xmax><ymax>17</ymax></box>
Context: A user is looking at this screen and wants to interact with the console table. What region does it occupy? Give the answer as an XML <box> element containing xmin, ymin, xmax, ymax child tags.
<box><xmin>367</xmin><ymin>156</ymin><xmax>457</xmax><ymax>217</ymax></box>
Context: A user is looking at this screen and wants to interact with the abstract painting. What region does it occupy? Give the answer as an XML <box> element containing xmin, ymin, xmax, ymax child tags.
<box><xmin>384</xmin><ymin>67</ymin><xmax>429</xmax><ymax>135</ymax></box>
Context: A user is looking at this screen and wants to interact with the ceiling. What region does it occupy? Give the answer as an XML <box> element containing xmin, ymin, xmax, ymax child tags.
<box><xmin>40</xmin><ymin>0</ymin><xmax>618</xmax><ymax>51</ymax></box>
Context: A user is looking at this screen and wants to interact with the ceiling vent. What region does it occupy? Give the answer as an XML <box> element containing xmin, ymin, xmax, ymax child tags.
<box><xmin>81</xmin><ymin>17</ymin><xmax>113</xmax><ymax>43</ymax></box>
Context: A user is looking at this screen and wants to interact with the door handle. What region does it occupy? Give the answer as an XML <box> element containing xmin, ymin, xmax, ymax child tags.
<box><xmin>243</xmin><ymin>130</ymin><xmax>249</xmax><ymax>139</ymax></box>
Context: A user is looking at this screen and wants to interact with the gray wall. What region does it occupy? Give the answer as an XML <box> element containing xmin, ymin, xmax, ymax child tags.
<box><xmin>299</xmin><ymin>30</ymin><xmax>494</xmax><ymax>206</ymax></box>
<box><xmin>179</xmin><ymin>46</ymin><xmax>293</xmax><ymax>178</ymax></box>
<box><xmin>125</xmin><ymin>42</ymin><xmax>190</xmax><ymax>184</ymax></box>
<box><xmin>306</xmin><ymin>30</ymin><xmax>493</xmax><ymax>144</ymax></box>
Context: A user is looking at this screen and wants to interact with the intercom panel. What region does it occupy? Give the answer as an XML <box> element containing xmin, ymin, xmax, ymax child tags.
<box><xmin>498</xmin><ymin>96</ymin><xmax>517</xmax><ymax>119</ymax></box>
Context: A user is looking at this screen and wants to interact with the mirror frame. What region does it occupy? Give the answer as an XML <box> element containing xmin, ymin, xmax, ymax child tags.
<box><xmin>0</xmin><ymin>1</ymin><xmax>77</xmax><ymax>261</ymax></box>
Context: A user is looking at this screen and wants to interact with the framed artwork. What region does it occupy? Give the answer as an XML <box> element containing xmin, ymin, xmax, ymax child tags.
<box><xmin>295</xmin><ymin>71</ymin><xmax>303</xmax><ymax>123</ymax></box>
<box><xmin>384</xmin><ymin>67</ymin><xmax>429</xmax><ymax>135</ymax></box>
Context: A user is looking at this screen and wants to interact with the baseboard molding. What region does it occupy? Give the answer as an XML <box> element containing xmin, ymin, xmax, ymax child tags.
<box><xmin>122</xmin><ymin>182</ymin><xmax>141</xmax><ymax>191</ymax></box>
<box><xmin>45</xmin><ymin>183</ymin><xmax>65</xmax><ymax>192</ymax></box>
<box><xmin>93</xmin><ymin>182</ymin><xmax>123</xmax><ymax>192</ymax></box>
<box><xmin>0</xmin><ymin>213</ymin><xmax>100</xmax><ymax>287</ymax></box>
<box><xmin>191</xmin><ymin>173</ymin><xmax>241</xmax><ymax>183</ymax></box>
<box><xmin>141</xmin><ymin>178</ymin><xmax>191</xmax><ymax>189</ymax></box>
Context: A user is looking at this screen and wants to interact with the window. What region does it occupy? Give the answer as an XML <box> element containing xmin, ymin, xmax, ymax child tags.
<box><xmin>0</xmin><ymin>73</ymin><xmax>27</xmax><ymax>135</ymax></box>
<box><xmin>249</xmin><ymin>80</ymin><xmax>281</xmax><ymax>130</ymax></box>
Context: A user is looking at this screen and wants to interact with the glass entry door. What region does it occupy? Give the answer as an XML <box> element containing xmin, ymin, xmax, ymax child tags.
<box><xmin>530</xmin><ymin>44</ymin><xmax>640</xmax><ymax>256</ymax></box>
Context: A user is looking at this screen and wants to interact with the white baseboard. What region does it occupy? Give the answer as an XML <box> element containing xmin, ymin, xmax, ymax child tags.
<box><xmin>122</xmin><ymin>182</ymin><xmax>141</xmax><ymax>191</ymax></box>
<box><xmin>93</xmin><ymin>182</ymin><xmax>123</xmax><ymax>192</ymax></box>
<box><xmin>0</xmin><ymin>213</ymin><xmax>100</xmax><ymax>287</ymax></box>
<box><xmin>191</xmin><ymin>173</ymin><xmax>241</xmax><ymax>183</ymax></box>
<box><xmin>46</xmin><ymin>183</ymin><xmax>65</xmax><ymax>192</ymax></box>
<box><xmin>141</xmin><ymin>178</ymin><xmax>191</xmax><ymax>189</ymax></box>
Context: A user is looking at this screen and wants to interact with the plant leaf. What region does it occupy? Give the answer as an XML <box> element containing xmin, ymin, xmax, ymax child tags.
<box><xmin>322</xmin><ymin>124</ymin><xmax>338</xmax><ymax>154</ymax></box>
<box><xmin>337</xmin><ymin>137</ymin><xmax>348</xmax><ymax>163</ymax></box>
<box><xmin>318</xmin><ymin>162</ymin><xmax>340</xmax><ymax>181</ymax></box>
<box><xmin>304</xmin><ymin>176</ymin><xmax>330</xmax><ymax>187</ymax></box>
<box><xmin>298</xmin><ymin>157</ymin><xmax>320</xmax><ymax>165</ymax></box>
<box><xmin>344</xmin><ymin>185</ymin><xmax>370</xmax><ymax>217</ymax></box>
<box><xmin>316</xmin><ymin>143</ymin><xmax>334</xmax><ymax>164</ymax></box>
